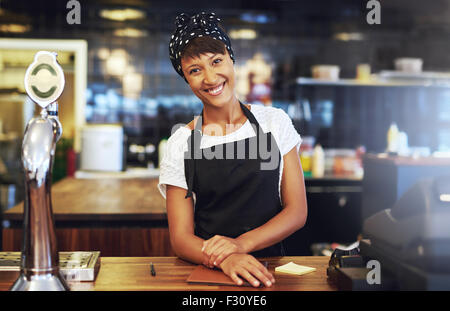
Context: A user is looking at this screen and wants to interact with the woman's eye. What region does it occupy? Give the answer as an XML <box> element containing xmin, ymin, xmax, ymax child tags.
<box><xmin>189</xmin><ymin>68</ymin><xmax>200</xmax><ymax>74</ymax></box>
<box><xmin>213</xmin><ymin>58</ymin><xmax>222</xmax><ymax>64</ymax></box>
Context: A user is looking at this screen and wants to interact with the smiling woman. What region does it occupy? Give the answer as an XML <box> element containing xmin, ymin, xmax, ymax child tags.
<box><xmin>158</xmin><ymin>12</ymin><xmax>308</xmax><ymax>289</ymax></box>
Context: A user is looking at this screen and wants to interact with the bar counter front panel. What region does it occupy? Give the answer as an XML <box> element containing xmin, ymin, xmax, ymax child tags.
<box><xmin>2</xmin><ymin>178</ymin><xmax>175</xmax><ymax>257</ymax></box>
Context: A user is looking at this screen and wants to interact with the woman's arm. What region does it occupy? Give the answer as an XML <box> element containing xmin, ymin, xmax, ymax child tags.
<box><xmin>166</xmin><ymin>185</ymin><xmax>207</xmax><ymax>265</ymax></box>
<box><xmin>203</xmin><ymin>146</ymin><xmax>308</xmax><ymax>265</ymax></box>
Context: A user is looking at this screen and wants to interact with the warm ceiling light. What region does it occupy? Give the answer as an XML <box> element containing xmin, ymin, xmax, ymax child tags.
<box><xmin>333</xmin><ymin>32</ymin><xmax>364</xmax><ymax>41</ymax></box>
<box><xmin>100</xmin><ymin>8</ymin><xmax>146</xmax><ymax>21</ymax></box>
<box><xmin>114</xmin><ymin>28</ymin><xmax>148</xmax><ymax>37</ymax></box>
<box><xmin>229</xmin><ymin>29</ymin><xmax>257</xmax><ymax>40</ymax></box>
<box><xmin>0</xmin><ymin>24</ymin><xmax>31</xmax><ymax>33</ymax></box>
<box><xmin>105</xmin><ymin>49</ymin><xmax>128</xmax><ymax>76</ymax></box>
<box><xmin>97</xmin><ymin>48</ymin><xmax>110</xmax><ymax>60</ymax></box>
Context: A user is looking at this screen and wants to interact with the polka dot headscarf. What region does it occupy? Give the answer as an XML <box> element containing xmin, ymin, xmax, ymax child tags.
<box><xmin>169</xmin><ymin>12</ymin><xmax>235</xmax><ymax>80</ymax></box>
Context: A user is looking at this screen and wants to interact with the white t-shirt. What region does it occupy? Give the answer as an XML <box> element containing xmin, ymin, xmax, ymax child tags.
<box><xmin>158</xmin><ymin>104</ymin><xmax>302</xmax><ymax>202</ymax></box>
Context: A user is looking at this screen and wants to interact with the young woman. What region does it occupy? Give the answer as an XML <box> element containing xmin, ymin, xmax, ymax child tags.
<box><xmin>158</xmin><ymin>12</ymin><xmax>307</xmax><ymax>288</ymax></box>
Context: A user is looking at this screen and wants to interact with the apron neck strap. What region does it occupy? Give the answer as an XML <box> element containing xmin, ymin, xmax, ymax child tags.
<box><xmin>194</xmin><ymin>102</ymin><xmax>261</xmax><ymax>135</ymax></box>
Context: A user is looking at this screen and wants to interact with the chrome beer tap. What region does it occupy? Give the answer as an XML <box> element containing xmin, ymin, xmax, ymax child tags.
<box><xmin>10</xmin><ymin>51</ymin><xmax>69</xmax><ymax>291</ymax></box>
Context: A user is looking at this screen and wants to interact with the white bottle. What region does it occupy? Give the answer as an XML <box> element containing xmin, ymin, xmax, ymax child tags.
<box><xmin>158</xmin><ymin>138</ymin><xmax>168</xmax><ymax>168</ymax></box>
<box><xmin>397</xmin><ymin>131</ymin><xmax>409</xmax><ymax>156</ymax></box>
<box><xmin>312</xmin><ymin>144</ymin><xmax>325</xmax><ymax>178</ymax></box>
<box><xmin>387</xmin><ymin>123</ymin><xmax>399</xmax><ymax>153</ymax></box>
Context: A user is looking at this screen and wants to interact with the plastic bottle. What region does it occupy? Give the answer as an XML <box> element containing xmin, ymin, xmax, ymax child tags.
<box><xmin>158</xmin><ymin>138</ymin><xmax>168</xmax><ymax>168</ymax></box>
<box><xmin>300</xmin><ymin>151</ymin><xmax>312</xmax><ymax>177</ymax></box>
<box><xmin>397</xmin><ymin>131</ymin><xmax>409</xmax><ymax>156</ymax></box>
<box><xmin>312</xmin><ymin>144</ymin><xmax>325</xmax><ymax>178</ymax></box>
<box><xmin>300</xmin><ymin>136</ymin><xmax>315</xmax><ymax>177</ymax></box>
<box><xmin>387</xmin><ymin>123</ymin><xmax>399</xmax><ymax>153</ymax></box>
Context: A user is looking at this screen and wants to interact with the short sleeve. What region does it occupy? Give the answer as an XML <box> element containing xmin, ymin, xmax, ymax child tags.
<box><xmin>278</xmin><ymin>109</ymin><xmax>302</xmax><ymax>156</ymax></box>
<box><xmin>158</xmin><ymin>130</ymin><xmax>189</xmax><ymax>199</ymax></box>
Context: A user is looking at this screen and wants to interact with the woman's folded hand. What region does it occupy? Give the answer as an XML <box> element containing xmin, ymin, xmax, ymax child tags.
<box><xmin>219</xmin><ymin>253</ymin><xmax>275</xmax><ymax>287</ymax></box>
<box><xmin>202</xmin><ymin>235</ymin><xmax>245</xmax><ymax>268</ymax></box>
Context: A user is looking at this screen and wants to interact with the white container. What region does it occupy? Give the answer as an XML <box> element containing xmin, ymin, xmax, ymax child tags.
<box><xmin>312</xmin><ymin>144</ymin><xmax>325</xmax><ymax>178</ymax></box>
<box><xmin>158</xmin><ymin>138</ymin><xmax>168</xmax><ymax>168</ymax></box>
<box><xmin>394</xmin><ymin>58</ymin><xmax>423</xmax><ymax>73</ymax></box>
<box><xmin>387</xmin><ymin>123</ymin><xmax>399</xmax><ymax>153</ymax></box>
<box><xmin>397</xmin><ymin>131</ymin><xmax>409</xmax><ymax>156</ymax></box>
<box><xmin>311</xmin><ymin>65</ymin><xmax>340</xmax><ymax>80</ymax></box>
<box><xmin>81</xmin><ymin>124</ymin><xmax>124</xmax><ymax>172</ymax></box>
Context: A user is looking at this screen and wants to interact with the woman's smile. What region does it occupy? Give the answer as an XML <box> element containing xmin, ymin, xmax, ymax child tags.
<box><xmin>204</xmin><ymin>82</ymin><xmax>225</xmax><ymax>96</ymax></box>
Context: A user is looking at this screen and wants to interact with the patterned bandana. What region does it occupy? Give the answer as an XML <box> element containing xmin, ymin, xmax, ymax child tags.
<box><xmin>169</xmin><ymin>12</ymin><xmax>235</xmax><ymax>80</ymax></box>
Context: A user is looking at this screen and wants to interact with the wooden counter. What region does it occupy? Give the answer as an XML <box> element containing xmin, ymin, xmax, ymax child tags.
<box><xmin>2</xmin><ymin>178</ymin><xmax>175</xmax><ymax>256</ymax></box>
<box><xmin>3</xmin><ymin>177</ymin><xmax>167</xmax><ymax>221</ymax></box>
<box><xmin>0</xmin><ymin>256</ymin><xmax>336</xmax><ymax>291</ymax></box>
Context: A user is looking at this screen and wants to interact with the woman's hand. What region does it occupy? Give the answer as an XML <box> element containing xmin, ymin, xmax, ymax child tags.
<box><xmin>219</xmin><ymin>253</ymin><xmax>275</xmax><ymax>287</ymax></box>
<box><xmin>202</xmin><ymin>235</ymin><xmax>246</xmax><ymax>268</ymax></box>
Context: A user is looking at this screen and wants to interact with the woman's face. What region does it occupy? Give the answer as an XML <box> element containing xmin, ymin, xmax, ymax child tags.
<box><xmin>181</xmin><ymin>50</ymin><xmax>236</xmax><ymax>109</ymax></box>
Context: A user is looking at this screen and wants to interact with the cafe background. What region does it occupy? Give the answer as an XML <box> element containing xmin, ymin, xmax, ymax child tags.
<box><xmin>0</xmin><ymin>0</ymin><xmax>450</xmax><ymax>256</ymax></box>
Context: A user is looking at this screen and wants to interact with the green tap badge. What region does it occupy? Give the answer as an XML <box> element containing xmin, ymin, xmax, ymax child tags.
<box><xmin>24</xmin><ymin>51</ymin><xmax>65</xmax><ymax>109</ymax></box>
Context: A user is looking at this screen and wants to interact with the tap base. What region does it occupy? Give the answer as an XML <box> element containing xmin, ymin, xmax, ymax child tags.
<box><xmin>10</xmin><ymin>272</ymin><xmax>70</xmax><ymax>291</ymax></box>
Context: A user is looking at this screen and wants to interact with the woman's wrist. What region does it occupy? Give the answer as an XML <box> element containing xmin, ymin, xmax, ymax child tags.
<box><xmin>236</xmin><ymin>234</ymin><xmax>255</xmax><ymax>254</ymax></box>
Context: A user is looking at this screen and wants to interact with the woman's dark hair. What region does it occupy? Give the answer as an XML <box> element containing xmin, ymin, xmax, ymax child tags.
<box><xmin>181</xmin><ymin>36</ymin><xmax>227</xmax><ymax>60</ymax></box>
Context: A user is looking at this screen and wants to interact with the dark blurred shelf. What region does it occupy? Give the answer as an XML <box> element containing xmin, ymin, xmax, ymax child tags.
<box><xmin>296</xmin><ymin>76</ymin><xmax>450</xmax><ymax>88</ymax></box>
<box><xmin>305</xmin><ymin>174</ymin><xmax>362</xmax><ymax>182</ymax></box>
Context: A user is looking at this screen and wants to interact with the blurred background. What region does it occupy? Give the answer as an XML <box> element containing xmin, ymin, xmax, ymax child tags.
<box><xmin>1</xmin><ymin>0</ymin><xmax>450</xmax><ymax>256</ymax></box>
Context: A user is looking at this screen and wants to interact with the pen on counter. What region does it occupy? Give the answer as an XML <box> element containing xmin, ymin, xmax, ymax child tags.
<box><xmin>150</xmin><ymin>262</ymin><xmax>156</xmax><ymax>276</ymax></box>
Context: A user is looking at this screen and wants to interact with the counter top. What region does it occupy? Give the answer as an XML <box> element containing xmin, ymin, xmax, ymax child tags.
<box><xmin>3</xmin><ymin>173</ymin><xmax>362</xmax><ymax>223</ymax></box>
<box><xmin>363</xmin><ymin>153</ymin><xmax>450</xmax><ymax>166</ymax></box>
<box><xmin>0</xmin><ymin>256</ymin><xmax>336</xmax><ymax>291</ymax></box>
<box><xmin>74</xmin><ymin>168</ymin><xmax>160</xmax><ymax>179</ymax></box>
<box><xmin>3</xmin><ymin>177</ymin><xmax>166</xmax><ymax>222</ymax></box>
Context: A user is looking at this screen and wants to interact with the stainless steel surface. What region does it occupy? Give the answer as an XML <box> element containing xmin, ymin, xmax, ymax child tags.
<box><xmin>10</xmin><ymin>51</ymin><xmax>68</xmax><ymax>291</ymax></box>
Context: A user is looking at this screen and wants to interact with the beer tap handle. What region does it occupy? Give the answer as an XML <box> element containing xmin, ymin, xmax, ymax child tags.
<box><xmin>24</xmin><ymin>51</ymin><xmax>65</xmax><ymax>110</ymax></box>
<box><xmin>10</xmin><ymin>51</ymin><xmax>68</xmax><ymax>291</ymax></box>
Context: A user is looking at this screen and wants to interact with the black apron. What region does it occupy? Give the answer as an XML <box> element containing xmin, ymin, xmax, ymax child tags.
<box><xmin>184</xmin><ymin>103</ymin><xmax>285</xmax><ymax>257</ymax></box>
